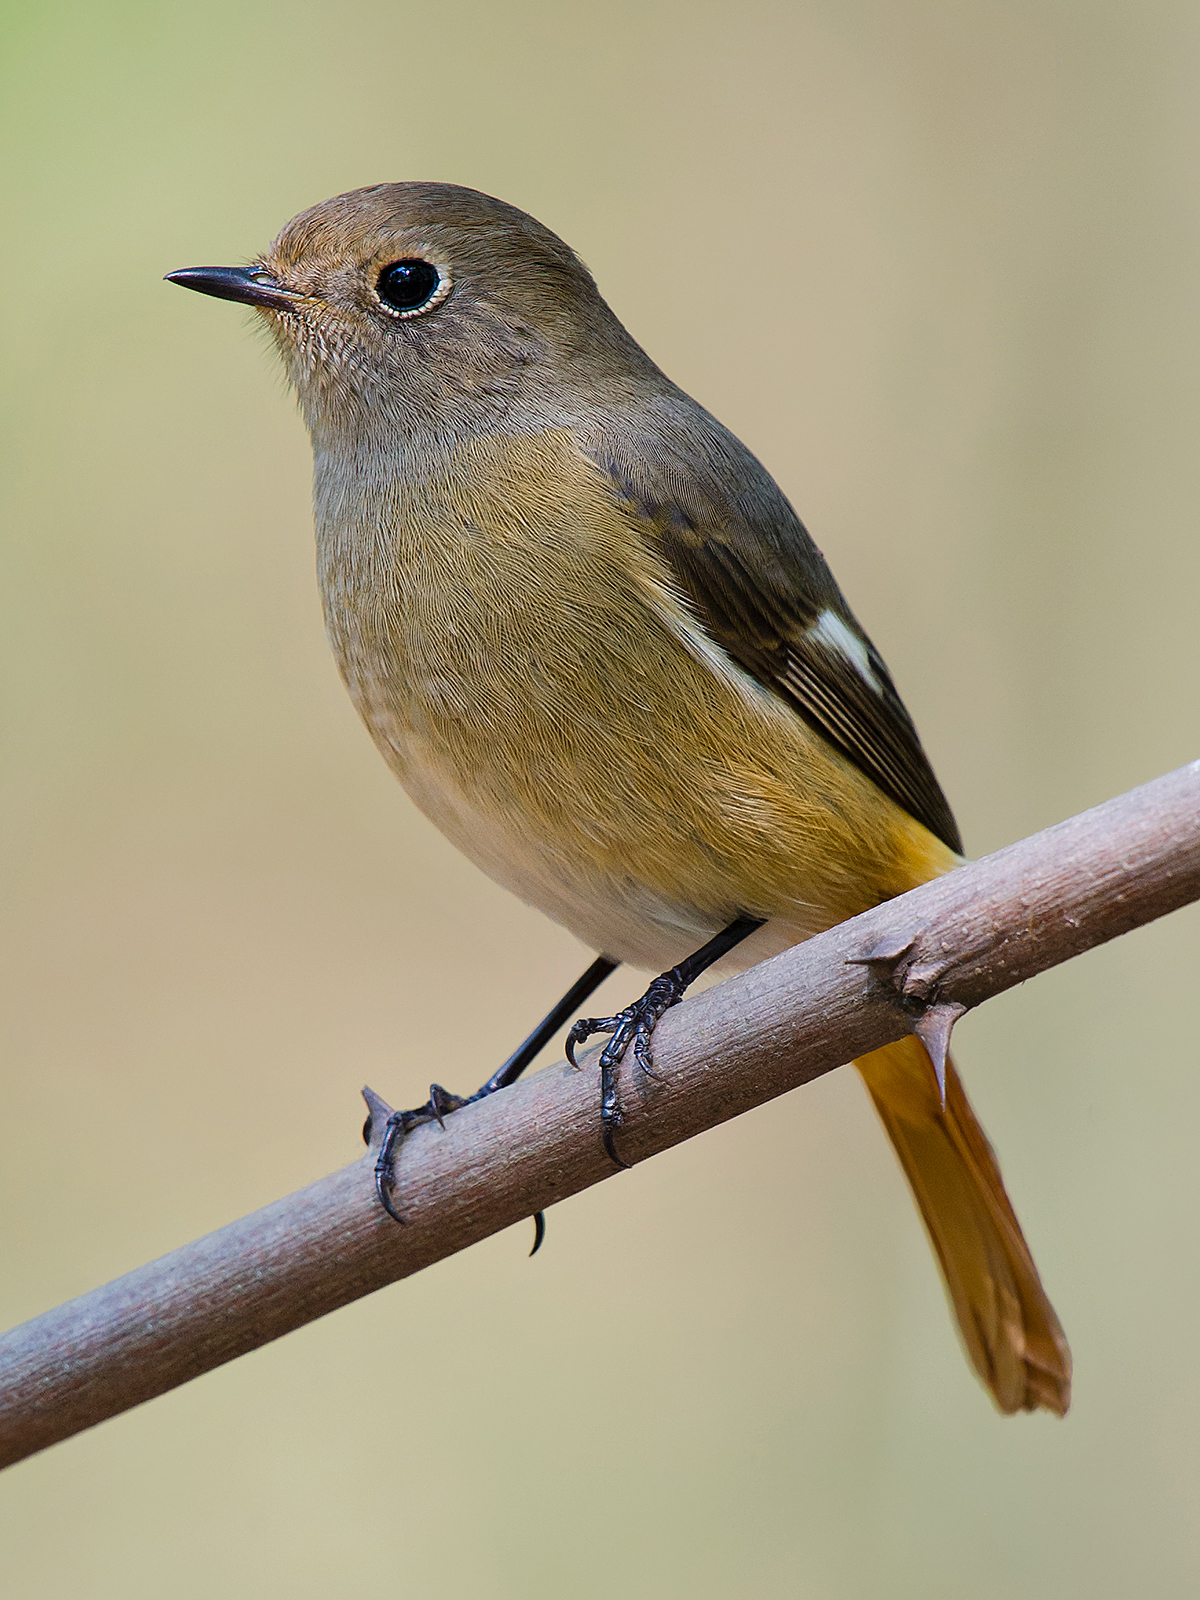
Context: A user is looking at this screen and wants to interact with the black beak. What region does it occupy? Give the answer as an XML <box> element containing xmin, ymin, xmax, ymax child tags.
<box><xmin>165</xmin><ymin>265</ymin><xmax>299</xmax><ymax>312</ymax></box>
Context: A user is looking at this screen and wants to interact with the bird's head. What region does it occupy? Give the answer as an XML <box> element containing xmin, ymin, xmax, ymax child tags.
<box><xmin>168</xmin><ymin>182</ymin><xmax>649</xmax><ymax>449</ymax></box>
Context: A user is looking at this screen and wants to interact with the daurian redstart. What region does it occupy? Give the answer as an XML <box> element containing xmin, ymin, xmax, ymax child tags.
<box><xmin>169</xmin><ymin>183</ymin><xmax>1070</xmax><ymax>1416</ymax></box>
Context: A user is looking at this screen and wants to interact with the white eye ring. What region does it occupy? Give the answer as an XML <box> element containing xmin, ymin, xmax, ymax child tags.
<box><xmin>374</xmin><ymin>257</ymin><xmax>453</xmax><ymax>319</ymax></box>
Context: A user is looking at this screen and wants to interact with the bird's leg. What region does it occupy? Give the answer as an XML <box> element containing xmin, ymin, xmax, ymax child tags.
<box><xmin>372</xmin><ymin>955</ymin><xmax>619</xmax><ymax>1236</ymax></box>
<box><xmin>566</xmin><ymin>916</ymin><xmax>765</xmax><ymax>1168</ymax></box>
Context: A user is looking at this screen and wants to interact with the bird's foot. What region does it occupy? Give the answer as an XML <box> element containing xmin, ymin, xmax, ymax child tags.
<box><xmin>371</xmin><ymin>1082</ymin><xmax>469</xmax><ymax>1222</ymax></box>
<box><xmin>565</xmin><ymin>969</ymin><xmax>686</xmax><ymax>1168</ymax></box>
<box><xmin>369</xmin><ymin>1082</ymin><xmax>546</xmax><ymax>1254</ymax></box>
<box><xmin>367</xmin><ymin>955</ymin><xmax>623</xmax><ymax>1246</ymax></box>
<box><xmin>566</xmin><ymin>970</ymin><xmax>684</xmax><ymax>1075</ymax></box>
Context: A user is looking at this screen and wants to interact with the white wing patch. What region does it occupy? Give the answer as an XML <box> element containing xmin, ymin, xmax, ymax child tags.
<box><xmin>639</xmin><ymin>565</ymin><xmax>789</xmax><ymax>720</ymax></box>
<box><xmin>808</xmin><ymin>609</ymin><xmax>882</xmax><ymax>691</ymax></box>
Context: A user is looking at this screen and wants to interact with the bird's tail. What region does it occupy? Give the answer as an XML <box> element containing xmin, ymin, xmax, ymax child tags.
<box><xmin>854</xmin><ymin>1035</ymin><xmax>1071</xmax><ymax>1416</ymax></box>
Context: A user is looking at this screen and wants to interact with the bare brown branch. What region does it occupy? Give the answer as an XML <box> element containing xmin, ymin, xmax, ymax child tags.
<box><xmin>2</xmin><ymin>761</ymin><xmax>1199</xmax><ymax>1470</ymax></box>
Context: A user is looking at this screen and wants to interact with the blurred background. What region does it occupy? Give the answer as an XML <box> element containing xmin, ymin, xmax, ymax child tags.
<box><xmin>2</xmin><ymin>1</ymin><xmax>1198</xmax><ymax>1594</ymax></box>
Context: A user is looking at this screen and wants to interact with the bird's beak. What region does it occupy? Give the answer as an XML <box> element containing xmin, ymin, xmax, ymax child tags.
<box><xmin>165</xmin><ymin>265</ymin><xmax>300</xmax><ymax>312</ymax></box>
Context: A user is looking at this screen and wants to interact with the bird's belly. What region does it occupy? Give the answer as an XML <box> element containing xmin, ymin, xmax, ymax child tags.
<box><xmin>330</xmin><ymin>620</ymin><xmax>953</xmax><ymax>976</ymax></box>
<box><xmin>393</xmin><ymin>734</ymin><xmax>830</xmax><ymax>972</ymax></box>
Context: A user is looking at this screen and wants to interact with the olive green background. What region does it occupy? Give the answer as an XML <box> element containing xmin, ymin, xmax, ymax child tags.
<box><xmin>2</xmin><ymin>2</ymin><xmax>1198</xmax><ymax>1595</ymax></box>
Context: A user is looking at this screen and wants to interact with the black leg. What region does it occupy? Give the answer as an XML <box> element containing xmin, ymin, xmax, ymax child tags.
<box><xmin>566</xmin><ymin>916</ymin><xmax>765</xmax><ymax>1168</ymax></box>
<box><xmin>469</xmin><ymin>955</ymin><xmax>621</xmax><ymax>1099</ymax></box>
<box><xmin>373</xmin><ymin>955</ymin><xmax>619</xmax><ymax>1230</ymax></box>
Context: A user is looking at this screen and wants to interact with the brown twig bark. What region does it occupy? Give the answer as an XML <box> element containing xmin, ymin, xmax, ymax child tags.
<box><xmin>2</xmin><ymin>761</ymin><xmax>1199</xmax><ymax>1470</ymax></box>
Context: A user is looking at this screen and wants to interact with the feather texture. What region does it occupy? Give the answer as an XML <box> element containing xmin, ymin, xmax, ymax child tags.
<box><xmin>856</xmin><ymin>1036</ymin><xmax>1071</xmax><ymax>1415</ymax></box>
<box><xmin>589</xmin><ymin>447</ymin><xmax>962</xmax><ymax>854</ymax></box>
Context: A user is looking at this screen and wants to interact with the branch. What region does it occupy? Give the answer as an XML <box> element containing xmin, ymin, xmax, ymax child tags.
<box><xmin>3</xmin><ymin>762</ymin><xmax>1199</xmax><ymax>1469</ymax></box>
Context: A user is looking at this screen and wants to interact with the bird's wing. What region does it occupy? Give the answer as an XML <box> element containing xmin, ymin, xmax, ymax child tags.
<box><xmin>584</xmin><ymin>413</ymin><xmax>962</xmax><ymax>855</ymax></box>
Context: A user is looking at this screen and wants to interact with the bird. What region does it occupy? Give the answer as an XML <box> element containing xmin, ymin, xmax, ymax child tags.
<box><xmin>168</xmin><ymin>182</ymin><xmax>1071</xmax><ymax>1416</ymax></box>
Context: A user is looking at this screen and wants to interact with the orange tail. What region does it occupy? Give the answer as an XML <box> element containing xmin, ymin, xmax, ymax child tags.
<box><xmin>855</xmin><ymin>1036</ymin><xmax>1071</xmax><ymax>1416</ymax></box>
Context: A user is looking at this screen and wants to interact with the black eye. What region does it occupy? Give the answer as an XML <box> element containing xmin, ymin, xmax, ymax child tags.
<box><xmin>377</xmin><ymin>258</ymin><xmax>442</xmax><ymax>315</ymax></box>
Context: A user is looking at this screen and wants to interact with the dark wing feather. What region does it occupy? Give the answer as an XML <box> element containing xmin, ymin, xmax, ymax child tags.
<box><xmin>585</xmin><ymin>411</ymin><xmax>962</xmax><ymax>855</ymax></box>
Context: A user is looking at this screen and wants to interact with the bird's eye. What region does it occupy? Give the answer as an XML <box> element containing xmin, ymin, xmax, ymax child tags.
<box><xmin>376</xmin><ymin>259</ymin><xmax>443</xmax><ymax>317</ymax></box>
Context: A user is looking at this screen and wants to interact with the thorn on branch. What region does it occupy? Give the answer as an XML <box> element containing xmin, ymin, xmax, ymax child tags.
<box><xmin>845</xmin><ymin>933</ymin><xmax>917</xmax><ymax>971</ymax></box>
<box><xmin>846</xmin><ymin>928</ymin><xmax>959</xmax><ymax>1006</ymax></box>
<box><xmin>848</xmin><ymin>933</ymin><xmax>968</xmax><ymax>1104</ymax></box>
<box><xmin>361</xmin><ymin>1086</ymin><xmax>395</xmax><ymax>1153</ymax></box>
<box><xmin>912</xmin><ymin>1002</ymin><xmax>967</xmax><ymax>1105</ymax></box>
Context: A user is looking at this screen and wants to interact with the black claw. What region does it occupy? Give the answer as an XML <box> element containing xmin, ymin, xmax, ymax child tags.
<box><xmin>602</xmin><ymin>1127</ymin><xmax>631</xmax><ymax>1169</ymax></box>
<box><xmin>632</xmin><ymin>1026</ymin><xmax>663</xmax><ymax>1078</ymax></box>
<box><xmin>427</xmin><ymin>1082</ymin><xmax>466</xmax><ymax>1129</ymax></box>
<box><xmin>529</xmin><ymin>1212</ymin><xmax>546</xmax><ymax>1256</ymax></box>
<box><xmin>567</xmin><ymin>1013</ymin><xmax>621</xmax><ymax>1068</ymax></box>
<box><xmin>376</xmin><ymin>1185</ymin><xmax>407</xmax><ymax>1226</ymax></box>
<box><xmin>602</xmin><ymin>1123</ymin><xmax>632</xmax><ymax>1170</ymax></box>
<box><xmin>373</xmin><ymin>1111</ymin><xmax>410</xmax><ymax>1224</ymax></box>
<box><xmin>600</xmin><ymin>1059</ymin><xmax>632</xmax><ymax>1170</ymax></box>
